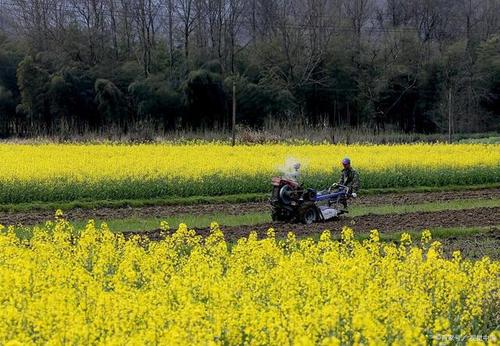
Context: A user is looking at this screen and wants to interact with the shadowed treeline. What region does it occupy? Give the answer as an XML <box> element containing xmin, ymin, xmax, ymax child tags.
<box><xmin>0</xmin><ymin>0</ymin><xmax>499</xmax><ymax>138</ymax></box>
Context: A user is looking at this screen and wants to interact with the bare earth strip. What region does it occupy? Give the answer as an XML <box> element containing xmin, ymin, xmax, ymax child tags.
<box><xmin>121</xmin><ymin>207</ymin><xmax>500</xmax><ymax>259</ymax></box>
<box><xmin>125</xmin><ymin>207</ymin><xmax>500</xmax><ymax>242</ymax></box>
<box><xmin>438</xmin><ymin>229</ymin><xmax>500</xmax><ymax>259</ymax></box>
<box><xmin>1</xmin><ymin>188</ymin><xmax>499</xmax><ymax>226</ymax></box>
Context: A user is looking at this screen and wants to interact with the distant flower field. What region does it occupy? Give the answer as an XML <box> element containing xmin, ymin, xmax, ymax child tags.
<box><xmin>0</xmin><ymin>143</ymin><xmax>499</xmax><ymax>203</ymax></box>
<box><xmin>0</xmin><ymin>219</ymin><xmax>498</xmax><ymax>345</ymax></box>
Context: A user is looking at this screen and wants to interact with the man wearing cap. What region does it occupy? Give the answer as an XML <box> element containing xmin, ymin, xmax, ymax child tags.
<box><xmin>336</xmin><ymin>157</ymin><xmax>360</xmax><ymax>208</ymax></box>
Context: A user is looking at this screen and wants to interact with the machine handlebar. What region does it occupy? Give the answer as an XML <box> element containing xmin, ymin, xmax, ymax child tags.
<box><xmin>328</xmin><ymin>183</ymin><xmax>349</xmax><ymax>192</ymax></box>
<box><xmin>328</xmin><ymin>184</ymin><xmax>358</xmax><ymax>198</ymax></box>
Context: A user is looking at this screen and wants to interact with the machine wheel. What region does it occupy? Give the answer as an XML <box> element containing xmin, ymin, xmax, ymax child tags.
<box><xmin>271</xmin><ymin>210</ymin><xmax>281</xmax><ymax>222</ymax></box>
<box><xmin>279</xmin><ymin>185</ymin><xmax>294</xmax><ymax>205</ymax></box>
<box><xmin>271</xmin><ymin>208</ymin><xmax>289</xmax><ymax>222</ymax></box>
<box><xmin>302</xmin><ymin>207</ymin><xmax>317</xmax><ymax>224</ymax></box>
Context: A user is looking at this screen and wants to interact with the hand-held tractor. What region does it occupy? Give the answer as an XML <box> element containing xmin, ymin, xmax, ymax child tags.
<box><xmin>270</xmin><ymin>176</ymin><xmax>354</xmax><ymax>224</ymax></box>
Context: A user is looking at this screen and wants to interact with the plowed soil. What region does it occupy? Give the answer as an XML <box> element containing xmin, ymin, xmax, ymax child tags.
<box><xmin>123</xmin><ymin>207</ymin><xmax>500</xmax><ymax>242</ymax></box>
<box><xmin>439</xmin><ymin>228</ymin><xmax>500</xmax><ymax>259</ymax></box>
<box><xmin>120</xmin><ymin>208</ymin><xmax>500</xmax><ymax>260</ymax></box>
<box><xmin>1</xmin><ymin>188</ymin><xmax>499</xmax><ymax>226</ymax></box>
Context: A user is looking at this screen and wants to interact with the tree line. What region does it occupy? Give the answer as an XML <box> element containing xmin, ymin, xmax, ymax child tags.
<box><xmin>0</xmin><ymin>0</ymin><xmax>499</xmax><ymax>137</ymax></box>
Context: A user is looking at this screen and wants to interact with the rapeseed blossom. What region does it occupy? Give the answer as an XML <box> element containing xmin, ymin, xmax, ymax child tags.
<box><xmin>0</xmin><ymin>217</ymin><xmax>498</xmax><ymax>345</ymax></box>
<box><xmin>0</xmin><ymin>143</ymin><xmax>498</xmax><ymax>203</ymax></box>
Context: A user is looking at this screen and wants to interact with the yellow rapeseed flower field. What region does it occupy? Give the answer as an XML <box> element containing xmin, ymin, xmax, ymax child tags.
<box><xmin>0</xmin><ymin>218</ymin><xmax>498</xmax><ymax>345</ymax></box>
<box><xmin>0</xmin><ymin>143</ymin><xmax>498</xmax><ymax>203</ymax></box>
<box><xmin>1</xmin><ymin>142</ymin><xmax>499</xmax><ymax>180</ymax></box>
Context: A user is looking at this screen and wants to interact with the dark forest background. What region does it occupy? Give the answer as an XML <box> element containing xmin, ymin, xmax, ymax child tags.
<box><xmin>0</xmin><ymin>0</ymin><xmax>499</xmax><ymax>138</ymax></box>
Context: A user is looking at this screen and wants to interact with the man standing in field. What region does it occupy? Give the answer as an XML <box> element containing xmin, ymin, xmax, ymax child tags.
<box><xmin>335</xmin><ymin>157</ymin><xmax>360</xmax><ymax>208</ymax></box>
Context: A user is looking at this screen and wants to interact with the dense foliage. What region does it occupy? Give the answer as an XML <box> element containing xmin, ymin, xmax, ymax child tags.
<box><xmin>0</xmin><ymin>0</ymin><xmax>499</xmax><ymax>136</ymax></box>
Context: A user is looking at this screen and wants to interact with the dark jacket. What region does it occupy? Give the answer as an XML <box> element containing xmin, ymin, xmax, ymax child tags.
<box><xmin>338</xmin><ymin>168</ymin><xmax>360</xmax><ymax>193</ymax></box>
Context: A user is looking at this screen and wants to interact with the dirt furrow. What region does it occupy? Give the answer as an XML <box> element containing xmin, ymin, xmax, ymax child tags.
<box><xmin>125</xmin><ymin>207</ymin><xmax>500</xmax><ymax>243</ymax></box>
<box><xmin>1</xmin><ymin>188</ymin><xmax>499</xmax><ymax>226</ymax></box>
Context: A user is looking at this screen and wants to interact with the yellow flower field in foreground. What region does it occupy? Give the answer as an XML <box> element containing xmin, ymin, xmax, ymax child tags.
<box><xmin>0</xmin><ymin>218</ymin><xmax>498</xmax><ymax>345</ymax></box>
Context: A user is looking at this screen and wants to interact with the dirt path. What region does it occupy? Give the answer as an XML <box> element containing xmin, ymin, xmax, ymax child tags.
<box><xmin>1</xmin><ymin>188</ymin><xmax>499</xmax><ymax>226</ymax></box>
<box><xmin>439</xmin><ymin>228</ymin><xmax>500</xmax><ymax>260</ymax></box>
<box><xmin>124</xmin><ymin>207</ymin><xmax>500</xmax><ymax>242</ymax></box>
<box><xmin>122</xmin><ymin>207</ymin><xmax>500</xmax><ymax>260</ymax></box>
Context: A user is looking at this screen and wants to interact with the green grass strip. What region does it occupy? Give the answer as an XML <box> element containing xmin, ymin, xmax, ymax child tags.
<box><xmin>348</xmin><ymin>197</ymin><xmax>500</xmax><ymax>216</ymax></box>
<box><xmin>343</xmin><ymin>226</ymin><xmax>496</xmax><ymax>242</ymax></box>
<box><xmin>56</xmin><ymin>212</ymin><xmax>269</xmax><ymax>232</ymax></box>
<box><xmin>0</xmin><ymin>193</ymin><xmax>268</xmax><ymax>212</ymax></box>
<box><xmin>28</xmin><ymin>198</ymin><xmax>499</xmax><ymax>233</ymax></box>
<box><xmin>16</xmin><ymin>220</ymin><xmax>497</xmax><ymax>247</ymax></box>
<box><xmin>1</xmin><ymin>183</ymin><xmax>499</xmax><ymax>212</ymax></box>
<box><xmin>299</xmin><ymin>225</ymin><xmax>498</xmax><ymax>245</ymax></box>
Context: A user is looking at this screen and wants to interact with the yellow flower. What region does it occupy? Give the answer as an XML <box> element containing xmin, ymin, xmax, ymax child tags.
<box><xmin>453</xmin><ymin>251</ymin><xmax>462</xmax><ymax>262</ymax></box>
<box><xmin>341</xmin><ymin>226</ymin><xmax>354</xmax><ymax>242</ymax></box>
<box><xmin>488</xmin><ymin>331</ymin><xmax>500</xmax><ymax>345</ymax></box>
<box><xmin>400</xmin><ymin>232</ymin><xmax>412</xmax><ymax>246</ymax></box>
<box><xmin>0</xmin><ymin>219</ymin><xmax>497</xmax><ymax>345</ymax></box>
<box><xmin>369</xmin><ymin>229</ymin><xmax>380</xmax><ymax>242</ymax></box>
<box><xmin>421</xmin><ymin>229</ymin><xmax>432</xmax><ymax>244</ymax></box>
<box><xmin>0</xmin><ymin>143</ymin><xmax>498</xmax><ymax>203</ymax></box>
<box><xmin>160</xmin><ymin>221</ymin><xmax>170</xmax><ymax>231</ymax></box>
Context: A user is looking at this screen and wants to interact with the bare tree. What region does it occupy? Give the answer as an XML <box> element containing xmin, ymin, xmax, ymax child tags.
<box><xmin>226</xmin><ymin>0</ymin><xmax>244</xmax><ymax>74</ymax></box>
<box><xmin>479</xmin><ymin>0</ymin><xmax>500</xmax><ymax>38</ymax></box>
<box><xmin>176</xmin><ymin>0</ymin><xmax>197</xmax><ymax>71</ymax></box>
<box><xmin>206</xmin><ymin>0</ymin><xmax>224</xmax><ymax>63</ymax></box>
<box><xmin>108</xmin><ymin>0</ymin><xmax>119</xmax><ymax>58</ymax></box>
<box><xmin>343</xmin><ymin>0</ymin><xmax>374</xmax><ymax>64</ymax></box>
<box><xmin>132</xmin><ymin>0</ymin><xmax>159</xmax><ymax>75</ymax></box>
<box><xmin>8</xmin><ymin>0</ymin><xmax>54</xmax><ymax>50</ymax></box>
<box><xmin>119</xmin><ymin>0</ymin><xmax>133</xmax><ymax>58</ymax></box>
<box><xmin>71</xmin><ymin>0</ymin><xmax>107</xmax><ymax>64</ymax></box>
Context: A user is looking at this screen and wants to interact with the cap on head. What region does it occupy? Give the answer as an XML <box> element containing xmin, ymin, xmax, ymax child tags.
<box><xmin>342</xmin><ymin>157</ymin><xmax>351</xmax><ymax>165</ymax></box>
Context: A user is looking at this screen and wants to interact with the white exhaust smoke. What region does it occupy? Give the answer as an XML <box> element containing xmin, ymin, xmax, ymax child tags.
<box><xmin>277</xmin><ymin>157</ymin><xmax>306</xmax><ymax>182</ymax></box>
